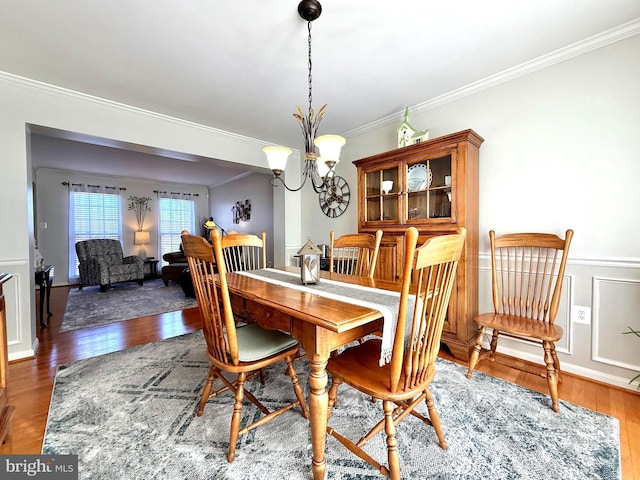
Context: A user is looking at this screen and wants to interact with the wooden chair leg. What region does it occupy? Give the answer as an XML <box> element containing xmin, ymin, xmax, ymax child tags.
<box><xmin>285</xmin><ymin>355</ymin><xmax>308</xmax><ymax>419</ymax></box>
<box><xmin>383</xmin><ymin>400</ymin><xmax>400</xmax><ymax>480</ymax></box>
<box><xmin>466</xmin><ymin>326</ymin><xmax>485</xmax><ymax>378</ymax></box>
<box><xmin>197</xmin><ymin>366</ymin><xmax>216</xmax><ymax>416</ymax></box>
<box><xmin>551</xmin><ymin>342</ymin><xmax>562</xmax><ymax>383</ymax></box>
<box><xmin>227</xmin><ymin>372</ymin><xmax>246</xmax><ymax>462</ymax></box>
<box><xmin>489</xmin><ymin>329</ymin><xmax>499</xmax><ymax>360</ymax></box>
<box><xmin>543</xmin><ymin>341</ymin><xmax>560</xmax><ymax>413</ymax></box>
<box><xmin>425</xmin><ymin>389</ymin><xmax>447</xmax><ymax>450</ymax></box>
<box><xmin>327</xmin><ymin>376</ymin><xmax>342</xmax><ymax>419</ymax></box>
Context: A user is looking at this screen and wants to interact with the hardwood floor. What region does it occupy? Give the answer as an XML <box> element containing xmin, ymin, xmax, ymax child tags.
<box><xmin>2</xmin><ymin>285</ymin><xmax>639</xmax><ymax>479</ymax></box>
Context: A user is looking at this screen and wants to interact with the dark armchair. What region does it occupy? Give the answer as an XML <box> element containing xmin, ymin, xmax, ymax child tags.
<box><xmin>161</xmin><ymin>249</ymin><xmax>189</xmax><ymax>286</ymax></box>
<box><xmin>75</xmin><ymin>239</ymin><xmax>144</xmax><ymax>292</ymax></box>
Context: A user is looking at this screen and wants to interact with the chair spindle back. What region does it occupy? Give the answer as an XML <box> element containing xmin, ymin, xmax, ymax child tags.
<box><xmin>221</xmin><ymin>231</ymin><xmax>267</xmax><ymax>272</ymax></box>
<box><xmin>182</xmin><ymin>232</ymin><xmax>241</xmax><ymax>366</ymax></box>
<box><xmin>390</xmin><ymin>227</ymin><xmax>466</xmax><ymax>392</ymax></box>
<box><xmin>490</xmin><ymin>230</ymin><xmax>573</xmax><ymax>324</ymax></box>
<box><xmin>329</xmin><ymin>230</ymin><xmax>383</xmax><ymax>278</ymax></box>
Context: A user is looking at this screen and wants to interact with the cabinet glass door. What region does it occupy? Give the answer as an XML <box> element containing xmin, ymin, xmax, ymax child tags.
<box><xmin>365</xmin><ymin>166</ymin><xmax>399</xmax><ymax>222</ymax></box>
<box><xmin>405</xmin><ymin>154</ymin><xmax>453</xmax><ymax>221</ymax></box>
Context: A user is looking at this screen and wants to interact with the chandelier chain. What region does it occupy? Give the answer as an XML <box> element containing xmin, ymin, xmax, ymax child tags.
<box><xmin>264</xmin><ymin>0</ymin><xmax>350</xmax><ymax>209</ymax></box>
<box><xmin>307</xmin><ymin>20</ymin><xmax>313</xmax><ymax>119</ymax></box>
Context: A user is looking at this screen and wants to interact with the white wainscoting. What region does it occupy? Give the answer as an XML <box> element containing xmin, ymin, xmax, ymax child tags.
<box><xmin>477</xmin><ymin>254</ymin><xmax>640</xmax><ymax>390</ymax></box>
<box><xmin>0</xmin><ymin>258</ymin><xmax>38</xmax><ymax>361</ymax></box>
<box><xmin>592</xmin><ymin>276</ymin><xmax>640</xmax><ymax>372</ymax></box>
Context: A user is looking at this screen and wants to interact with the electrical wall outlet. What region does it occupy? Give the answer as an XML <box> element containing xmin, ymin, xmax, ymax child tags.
<box><xmin>572</xmin><ymin>305</ymin><xmax>591</xmax><ymax>325</ymax></box>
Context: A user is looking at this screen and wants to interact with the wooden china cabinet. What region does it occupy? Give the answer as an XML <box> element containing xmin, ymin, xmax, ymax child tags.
<box><xmin>353</xmin><ymin>129</ymin><xmax>483</xmax><ymax>360</ymax></box>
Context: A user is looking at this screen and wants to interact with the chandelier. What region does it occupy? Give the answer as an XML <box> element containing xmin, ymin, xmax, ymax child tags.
<box><xmin>263</xmin><ymin>0</ymin><xmax>350</xmax><ymax>215</ymax></box>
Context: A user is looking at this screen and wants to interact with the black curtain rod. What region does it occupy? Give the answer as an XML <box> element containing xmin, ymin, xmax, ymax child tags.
<box><xmin>61</xmin><ymin>182</ymin><xmax>126</xmax><ymax>191</ymax></box>
<box><xmin>153</xmin><ymin>190</ymin><xmax>199</xmax><ymax>196</ymax></box>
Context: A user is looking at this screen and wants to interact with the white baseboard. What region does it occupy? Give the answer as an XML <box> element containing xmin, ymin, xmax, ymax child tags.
<box><xmin>8</xmin><ymin>338</ymin><xmax>37</xmax><ymax>362</ymax></box>
<box><xmin>497</xmin><ymin>345</ymin><xmax>638</xmax><ymax>392</ymax></box>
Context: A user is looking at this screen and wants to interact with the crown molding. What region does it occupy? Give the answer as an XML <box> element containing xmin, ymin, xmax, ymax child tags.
<box><xmin>0</xmin><ymin>70</ymin><xmax>268</xmax><ymax>146</ymax></box>
<box><xmin>2</xmin><ymin>18</ymin><xmax>638</xmax><ymax>147</ymax></box>
<box><xmin>345</xmin><ymin>19</ymin><xmax>640</xmax><ymax>139</ymax></box>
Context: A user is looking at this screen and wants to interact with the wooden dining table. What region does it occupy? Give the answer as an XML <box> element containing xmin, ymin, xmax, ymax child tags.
<box><xmin>222</xmin><ymin>266</ymin><xmax>403</xmax><ymax>480</ymax></box>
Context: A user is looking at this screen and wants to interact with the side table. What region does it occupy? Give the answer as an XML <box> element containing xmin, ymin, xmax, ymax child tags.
<box><xmin>35</xmin><ymin>265</ymin><xmax>53</xmax><ymax>328</ymax></box>
<box><xmin>143</xmin><ymin>258</ymin><xmax>159</xmax><ymax>279</ymax></box>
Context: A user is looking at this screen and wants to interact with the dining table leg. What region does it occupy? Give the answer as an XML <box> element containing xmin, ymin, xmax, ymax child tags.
<box><xmin>308</xmin><ymin>355</ymin><xmax>329</xmax><ymax>480</ymax></box>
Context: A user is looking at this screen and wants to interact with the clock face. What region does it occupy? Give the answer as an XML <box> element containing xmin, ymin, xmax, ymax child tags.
<box><xmin>319</xmin><ymin>175</ymin><xmax>350</xmax><ymax>218</ymax></box>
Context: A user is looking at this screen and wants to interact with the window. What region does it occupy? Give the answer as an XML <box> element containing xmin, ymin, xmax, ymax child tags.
<box><xmin>68</xmin><ymin>186</ymin><xmax>122</xmax><ymax>278</ymax></box>
<box><xmin>158</xmin><ymin>194</ymin><xmax>195</xmax><ymax>262</ymax></box>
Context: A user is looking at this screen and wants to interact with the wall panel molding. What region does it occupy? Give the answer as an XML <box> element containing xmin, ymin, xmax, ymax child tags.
<box><xmin>5</xmin><ymin>272</ymin><xmax>22</xmax><ymax>347</ymax></box>
<box><xmin>592</xmin><ymin>276</ymin><xmax>640</xmax><ymax>372</ymax></box>
<box><xmin>0</xmin><ymin>260</ymin><xmax>37</xmax><ymax>360</ymax></box>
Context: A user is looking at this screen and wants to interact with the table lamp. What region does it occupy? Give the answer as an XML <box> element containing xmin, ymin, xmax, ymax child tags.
<box><xmin>134</xmin><ymin>231</ymin><xmax>150</xmax><ymax>258</ymax></box>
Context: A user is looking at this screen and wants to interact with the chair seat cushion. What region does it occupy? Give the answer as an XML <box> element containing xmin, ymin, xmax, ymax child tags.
<box><xmin>475</xmin><ymin>312</ymin><xmax>563</xmax><ymax>342</ymax></box>
<box><xmin>232</xmin><ymin>323</ymin><xmax>298</xmax><ymax>362</ymax></box>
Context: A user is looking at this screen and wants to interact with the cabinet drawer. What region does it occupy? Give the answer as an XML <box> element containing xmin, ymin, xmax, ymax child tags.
<box><xmin>242</xmin><ymin>300</ymin><xmax>292</xmax><ymax>332</ymax></box>
<box><xmin>230</xmin><ymin>294</ymin><xmax>245</xmax><ymax>317</ymax></box>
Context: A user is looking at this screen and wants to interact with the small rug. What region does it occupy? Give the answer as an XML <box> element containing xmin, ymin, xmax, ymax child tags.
<box><xmin>60</xmin><ymin>279</ymin><xmax>197</xmax><ymax>332</ymax></box>
<box><xmin>42</xmin><ymin>332</ymin><xmax>620</xmax><ymax>479</ymax></box>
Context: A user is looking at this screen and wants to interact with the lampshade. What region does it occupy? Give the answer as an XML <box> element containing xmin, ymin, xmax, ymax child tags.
<box><xmin>134</xmin><ymin>231</ymin><xmax>150</xmax><ymax>245</ymax></box>
<box><xmin>263</xmin><ymin>146</ymin><xmax>292</xmax><ymax>174</ymax></box>
<box><xmin>314</xmin><ymin>134</ymin><xmax>345</xmax><ymax>160</ymax></box>
<box><xmin>204</xmin><ymin>217</ymin><xmax>216</xmax><ymax>229</ymax></box>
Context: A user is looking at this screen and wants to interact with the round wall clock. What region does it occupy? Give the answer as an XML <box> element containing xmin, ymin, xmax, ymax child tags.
<box><xmin>319</xmin><ymin>175</ymin><xmax>350</xmax><ymax>217</ymax></box>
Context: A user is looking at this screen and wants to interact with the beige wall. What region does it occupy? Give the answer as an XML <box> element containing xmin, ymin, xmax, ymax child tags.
<box><xmin>0</xmin><ymin>32</ymin><xmax>638</xmax><ymax>388</ymax></box>
<box><xmin>300</xmin><ymin>33</ymin><xmax>640</xmax><ymax>389</ymax></box>
<box><xmin>209</xmin><ymin>173</ymin><xmax>275</xmax><ymax>266</ymax></box>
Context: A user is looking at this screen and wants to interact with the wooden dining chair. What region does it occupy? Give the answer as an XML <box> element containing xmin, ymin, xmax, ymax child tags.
<box><xmin>326</xmin><ymin>227</ymin><xmax>466</xmax><ymax>480</ymax></box>
<box><xmin>466</xmin><ymin>229</ymin><xmax>573</xmax><ymax>413</ymax></box>
<box><xmin>221</xmin><ymin>231</ymin><xmax>266</xmax><ymax>272</ymax></box>
<box><xmin>329</xmin><ymin>230</ymin><xmax>383</xmax><ymax>278</ymax></box>
<box><xmin>182</xmin><ymin>230</ymin><xmax>308</xmax><ymax>462</ymax></box>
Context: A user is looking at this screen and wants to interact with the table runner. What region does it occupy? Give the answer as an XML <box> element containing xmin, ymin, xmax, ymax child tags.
<box><xmin>235</xmin><ymin>268</ymin><xmax>413</xmax><ymax>365</ymax></box>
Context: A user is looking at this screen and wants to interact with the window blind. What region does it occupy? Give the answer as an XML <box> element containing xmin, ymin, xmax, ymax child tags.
<box><xmin>68</xmin><ymin>187</ymin><xmax>122</xmax><ymax>278</ymax></box>
<box><xmin>158</xmin><ymin>195</ymin><xmax>195</xmax><ymax>261</ymax></box>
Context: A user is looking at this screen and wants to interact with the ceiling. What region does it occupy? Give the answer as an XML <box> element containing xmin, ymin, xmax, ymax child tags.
<box><xmin>2</xmin><ymin>1</ymin><xmax>639</xmax><ymax>187</ymax></box>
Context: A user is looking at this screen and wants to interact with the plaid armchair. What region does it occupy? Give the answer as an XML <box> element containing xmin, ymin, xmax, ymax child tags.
<box><xmin>75</xmin><ymin>239</ymin><xmax>144</xmax><ymax>292</ymax></box>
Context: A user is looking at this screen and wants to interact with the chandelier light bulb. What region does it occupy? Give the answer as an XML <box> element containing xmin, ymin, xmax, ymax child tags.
<box><xmin>316</xmin><ymin>158</ymin><xmax>330</xmax><ymax>178</ymax></box>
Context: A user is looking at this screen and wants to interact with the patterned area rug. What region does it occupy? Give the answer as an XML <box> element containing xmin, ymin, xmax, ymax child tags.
<box><xmin>60</xmin><ymin>279</ymin><xmax>197</xmax><ymax>332</ymax></box>
<box><xmin>42</xmin><ymin>332</ymin><xmax>621</xmax><ymax>479</ymax></box>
